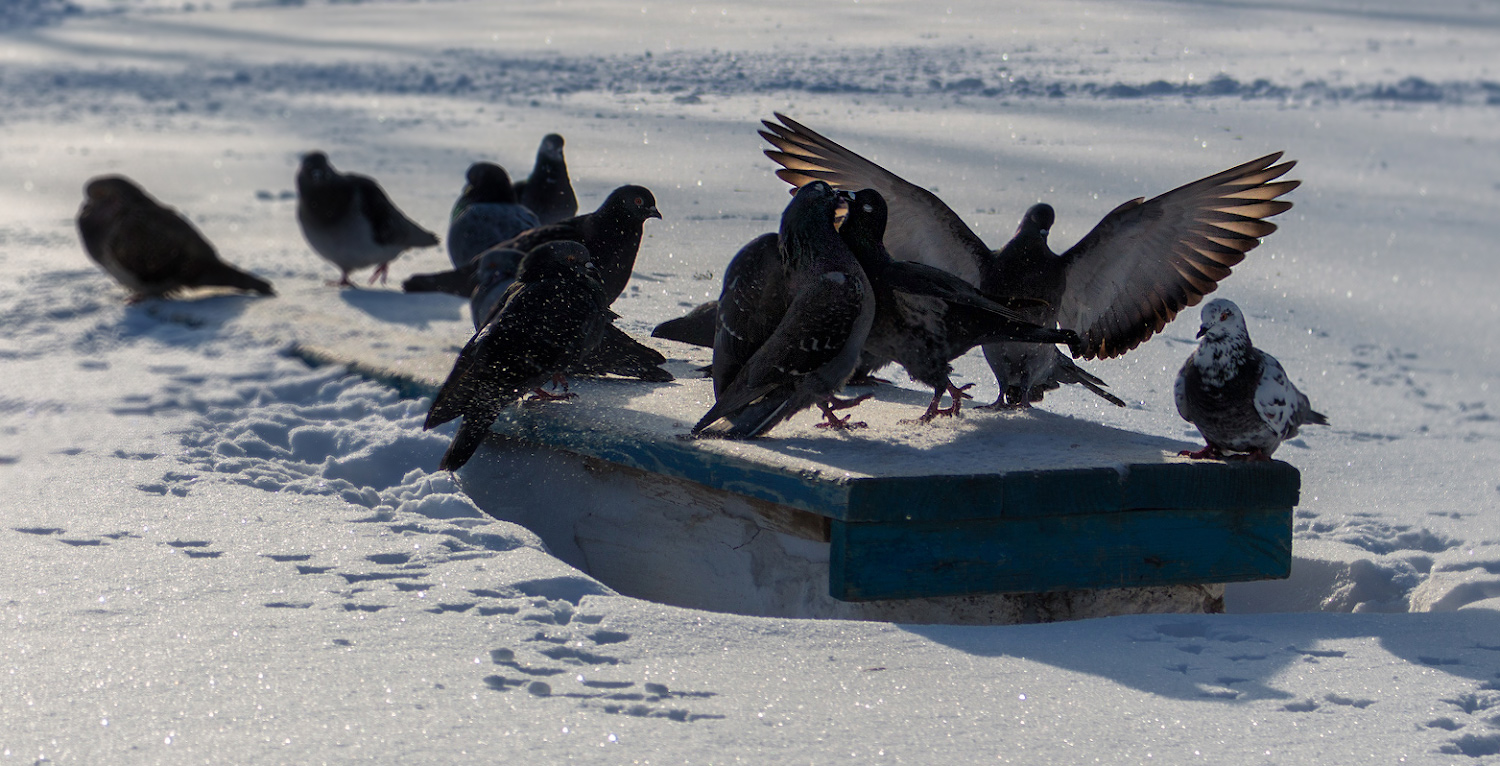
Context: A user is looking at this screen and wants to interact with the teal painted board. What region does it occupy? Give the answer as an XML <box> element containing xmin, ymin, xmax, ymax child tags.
<box><xmin>1122</xmin><ymin>461</ymin><xmax>1301</xmax><ymax>511</ymax></box>
<box><xmin>1000</xmin><ymin>468</ymin><xmax>1127</xmax><ymax>519</ymax></box>
<box><xmin>828</xmin><ymin>507</ymin><xmax>1294</xmax><ymax>601</ymax></box>
<box><xmin>843</xmin><ymin>468</ymin><xmax>1124</xmax><ymax>524</ymax></box>
<box><xmin>840</xmin><ymin>463</ymin><xmax>1300</xmax><ymax>524</ymax></box>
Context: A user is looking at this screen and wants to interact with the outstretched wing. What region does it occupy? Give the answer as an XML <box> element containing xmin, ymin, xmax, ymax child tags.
<box><xmin>1058</xmin><ymin>152</ymin><xmax>1298</xmax><ymax>360</ymax></box>
<box><xmin>760</xmin><ymin>113</ymin><xmax>992</xmax><ymax>284</ymax></box>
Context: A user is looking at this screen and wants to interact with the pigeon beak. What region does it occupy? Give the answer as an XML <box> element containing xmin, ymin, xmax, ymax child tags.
<box><xmin>1196</xmin><ymin>325</ymin><xmax>1208</xmax><ymax>338</ymax></box>
<box><xmin>645</xmin><ymin>206</ymin><xmax>663</xmax><ymax>220</ymax></box>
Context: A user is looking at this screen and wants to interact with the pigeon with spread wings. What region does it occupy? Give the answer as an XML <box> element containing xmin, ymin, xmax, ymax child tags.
<box><xmin>760</xmin><ymin>113</ymin><xmax>1298</xmax><ymax>408</ymax></box>
<box><xmin>838</xmin><ymin>188</ymin><xmax>1081</xmax><ymax>421</ymax></box>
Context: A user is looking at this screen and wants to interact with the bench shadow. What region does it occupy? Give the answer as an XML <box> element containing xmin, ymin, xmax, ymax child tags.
<box><xmin>902</xmin><ymin>607</ymin><xmax>1500</xmax><ymax>705</ymax></box>
<box><xmin>338</xmin><ymin>289</ymin><xmax>466</xmax><ymax>330</ymax></box>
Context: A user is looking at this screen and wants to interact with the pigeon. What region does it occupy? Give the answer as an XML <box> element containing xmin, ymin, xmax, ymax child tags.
<box><xmin>838</xmin><ymin>188</ymin><xmax>1082</xmax><ymax>421</ymax></box>
<box><xmin>467</xmin><ymin>243</ymin><xmax>673</xmax><ymax>383</ymax></box>
<box><xmin>76</xmin><ymin>175</ymin><xmax>274</xmax><ymax>301</ymax></box>
<box><xmin>1175</xmin><ymin>299</ymin><xmax>1327</xmax><ymax>460</ymax></box>
<box><xmin>403</xmin><ymin>185</ymin><xmax>661</xmax><ymax>304</ymax></box>
<box><xmin>692</xmin><ymin>181</ymin><xmax>875</xmax><ymax>438</ymax></box>
<box><xmin>425</xmin><ymin>241</ymin><xmax>612</xmax><ymax>471</ymax></box>
<box><xmin>447</xmin><ymin>162</ymin><xmax>540</xmax><ymax>269</ymax></box>
<box><xmin>760</xmin><ymin>112</ymin><xmax>1298</xmax><ymax>408</ymax></box>
<box><xmin>295</xmin><ymin>151</ymin><xmax>439</xmax><ymax>287</ymax></box>
<box><xmin>512</xmin><ymin>133</ymin><xmax>578</xmax><ymax>226</ymax></box>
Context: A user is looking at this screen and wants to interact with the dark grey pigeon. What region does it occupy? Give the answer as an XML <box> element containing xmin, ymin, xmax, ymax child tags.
<box><xmin>295</xmin><ymin>151</ymin><xmax>439</xmax><ymax>287</ymax></box>
<box><xmin>1175</xmin><ymin>299</ymin><xmax>1327</xmax><ymax>461</ymax></box>
<box><xmin>425</xmin><ymin>241</ymin><xmax>611</xmax><ymax>471</ymax></box>
<box><xmin>403</xmin><ymin>185</ymin><xmax>661</xmax><ymax>304</ymax></box>
<box><xmin>692</xmin><ymin>181</ymin><xmax>875</xmax><ymax>438</ymax></box>
<box><xmin>760</xmin><ymin>113</ymin><xmax>1298</xmax><ymax>408</ymax></box>
<box><xmin>513</xmin><ymin>133</ymin><xmax>578</xmax><ymax>226</ymax></box>
<box><xmin>838</xmin><ymin>189</ymin><xmax>1081</xmax><ymax>421</ymax></box>
<box><xmin>77</xmin><ymin>175</ymin><xmax>274</xmax><ymax>301</ymax></box>
<box><xmin>467</xmin><ymin>244</ymin><xmax>672</xmax><ymax>382</ymax></box>
<box><xmin>448</xmin><ymin>162</ymin><xmax>540</xmax><ymax>269</ymax></box>
<box><xmin>707</xmin><ymin>233</ymin><xmax>787</xmax><ymax>398</ymax></box>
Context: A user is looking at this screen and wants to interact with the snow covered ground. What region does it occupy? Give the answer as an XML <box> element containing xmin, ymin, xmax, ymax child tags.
<box><xmin>4</xmin><ymin>0</ymin><xmax>1500</xmax><ymax>761</ymax></box>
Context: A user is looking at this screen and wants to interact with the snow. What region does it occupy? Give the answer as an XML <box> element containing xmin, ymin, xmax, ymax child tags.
<box><xmin>3</xmin><ymin>0</ymin><xmax>1500</xmax><ymax>761</ymax></box>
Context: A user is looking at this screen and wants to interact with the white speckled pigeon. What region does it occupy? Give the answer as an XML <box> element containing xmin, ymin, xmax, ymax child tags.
<box><xmin>1175</xmin><ymin>298</ymin><xmax>1327</xmax><ymax>461</ymax></box>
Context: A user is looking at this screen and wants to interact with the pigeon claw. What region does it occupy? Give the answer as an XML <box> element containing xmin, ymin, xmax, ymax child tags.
<box><xmin>528</xmin><ymin>387</ymin><xmax>577</xmax><ymax>402</ymax></box>
<box><xmin>1178</xmin><ymin>444</ymin><xmax>1224</xmax><ymax>460</ymax></box>
<box><xmin>816</xmin><ymin>394</ymin><xmax>870</xmax><ymax>430</ymax></box>
<box><xmin>908</xmin><ymin>383</ymin><xmax>976</xmax><ymax>424</ymax></box>
<box><xmin>815</xmin><ymin>413</ymin><xmax>868</xmax><ymax>430</ymax></box>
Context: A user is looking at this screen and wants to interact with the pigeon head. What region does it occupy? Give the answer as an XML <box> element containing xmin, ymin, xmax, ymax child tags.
<box><xmin>778</xmin><ymin>181</ymin><xmax>842</xmax><ymax>266</ymax></box>
<box><xmin>602</xmin><ymin>185</ymin><xmax>663</xmax><ymax>221</ymax></box>
<box><xmin>840</xmin><ymin>188</ymin><xmax>889</xmax><ymax>254</ymax></box>
<box><xmin>84</xmin><ymin>175</ymin><xmax>152</xmax><ymax>208</ymax></box>
<box><xmin>297</xmin><ymin>151</ymin><xmax>335</xmax><ymax>185</ymax></box>
<box><xmin>516</xmin><ymin>240</ymin><xmax>596</xmax><ymax>283</ymax></box>
<box><xmin>1017</xmin><ymin>203</ymin><xmax>1055</xmax><ymax>238</ymax></box>
<box><xmin>784</xmin><ymin>180</ymin><xmax>838</xmax><ymax>226</ymax></box>
<box><xmin>1196</xmin><ymin>298</ymin><xmax>1249</xmax><ymax>342</ymax></box>
<box><xmin>463</xmin><ymin>162</ymin><xmax>518</xmax><ymax>204</ymax></box>
<box><xmin>538</xmin><ymin>133</ymin><xmax>566</xmax><ymax>158</ymax></box>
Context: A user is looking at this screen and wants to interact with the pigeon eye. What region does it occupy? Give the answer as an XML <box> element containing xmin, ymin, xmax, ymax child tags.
<box><xmin>862</xmin><ymin>204</ymin><xmax>873</xmax><ymax>214</ymax></box>
<box><xmin>634</xmin><ymin>197</ymin><xmax>644</xmax><ymax>206</ymax></box>
<box><xmin>1220</xmin><ymin>311</ymin><xmax>1231</xmax><ymax>321</ymax></box>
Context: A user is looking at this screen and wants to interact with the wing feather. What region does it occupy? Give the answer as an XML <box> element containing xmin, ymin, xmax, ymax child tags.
<box><xmin>1059</xmin><ymin>152</ymin><xmax>1298</xmax><ymax>359</ymax></box>
<box><xmin>760</xmin><ymin>113</ymin><xmax>991</xmax><ymax>284</ymax></box>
